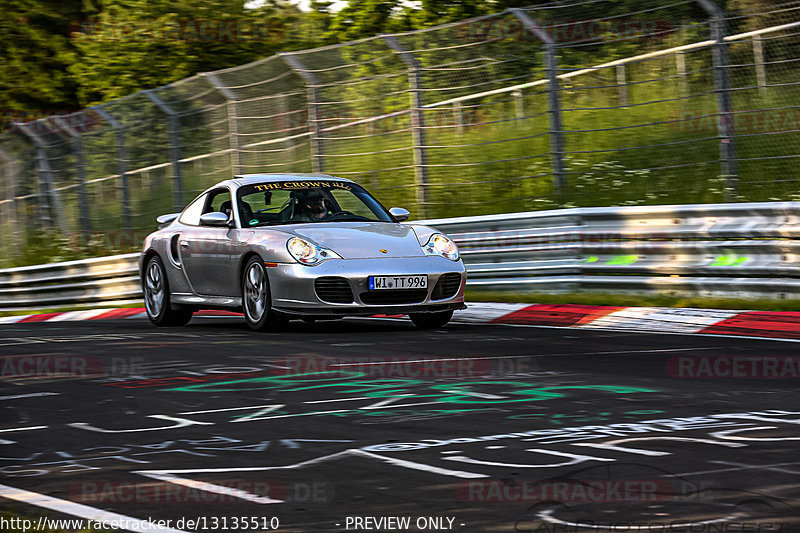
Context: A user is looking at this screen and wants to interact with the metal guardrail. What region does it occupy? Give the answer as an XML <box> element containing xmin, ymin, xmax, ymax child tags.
<box><xmin>1</xmin><ymin>201</ymin><xmax>798</xmax><ymax>309</ymax></box>
<box><xmin>424</xmin><ymin>201</ymin><xmax>800</xmax><ymax>299</ymax></box>
<box><xmin>0</xmin><ymin>253</ymin><xmax>141</xmax><ymax>308</ymax></box>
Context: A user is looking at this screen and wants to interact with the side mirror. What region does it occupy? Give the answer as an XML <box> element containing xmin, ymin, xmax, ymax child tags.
<box><xmin>156</xmin><ymin>213</ymin><xmax>179</xmax><ymax>225</ymax></box>
<box><xmin>200</xmin><ymin>212</ymin><xmax>231</xmax><ymax>227</ymax></box>
<box><xmin>389</xmin><ymin>207</ymin><xmax>410</xmax><ymax>222</ymax></box>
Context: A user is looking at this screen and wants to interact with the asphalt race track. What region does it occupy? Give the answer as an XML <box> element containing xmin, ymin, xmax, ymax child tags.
<box><xmin>0</xmin><ymin>315</ymin><xmax>798</xmax><ymax>532</ymax></box>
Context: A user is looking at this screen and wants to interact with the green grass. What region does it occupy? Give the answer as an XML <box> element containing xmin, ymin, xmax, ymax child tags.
<box><xmin>466</xmin><ymin>289</ymin><xmax>800</xmax><ymax>312</ymax></box>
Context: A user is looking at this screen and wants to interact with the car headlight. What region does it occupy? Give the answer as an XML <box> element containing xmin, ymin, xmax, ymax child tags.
<box><xmin>287</xmin><ymin>237</ymin><xmax>341</xmax><ymax>266</ymax></box>
<box><xmin>422</xmin><ymin>233</ymin><xmax>460</xmax><ymax>261</ymax></box>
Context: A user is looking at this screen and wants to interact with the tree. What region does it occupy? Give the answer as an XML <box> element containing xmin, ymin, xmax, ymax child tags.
<box><xmin>68</xmin><ymin>0</ymin><xmax>297</xmax><ymax>105</ymax></box>
<box><xmin>0</xmin><ymin>0</ymin><xmax>93</xmax><ymax>119</ymax></box>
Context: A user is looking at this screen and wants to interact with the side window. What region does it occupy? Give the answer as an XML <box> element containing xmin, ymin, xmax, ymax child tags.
<box><xmin>206</xmin><ymin>189</ymin><xmax>232</xmax><ymax>216</ymax></box>
<box><xmin>178</xmin><ymin>193</ymin><xmax>207</xmax><ymax>226</ymax></box>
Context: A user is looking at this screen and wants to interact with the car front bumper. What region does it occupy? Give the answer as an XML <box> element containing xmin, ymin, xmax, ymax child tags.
<box><xmin>268</xmin><ymin>256</ymin><xmax>466</xmax><ymax>317</ymax></box>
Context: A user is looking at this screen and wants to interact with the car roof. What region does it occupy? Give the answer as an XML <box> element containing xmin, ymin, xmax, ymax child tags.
<box><xmin>228</xmin><ymin>173</ymin><xmax>356</xmax><ymax>187</ymax></box>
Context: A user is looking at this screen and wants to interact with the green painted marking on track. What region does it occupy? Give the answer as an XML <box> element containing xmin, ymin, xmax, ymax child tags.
<box><xmin>164</xmin><ymin>371</ymin><xmax>658</xmax><ymax>409</ymax></box>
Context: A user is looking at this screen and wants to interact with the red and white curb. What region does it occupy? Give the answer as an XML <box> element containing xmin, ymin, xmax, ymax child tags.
<box><xmin>1</xmin><ymin>303</ymin><xmax>799</xmax><ymax>340</ymax></box>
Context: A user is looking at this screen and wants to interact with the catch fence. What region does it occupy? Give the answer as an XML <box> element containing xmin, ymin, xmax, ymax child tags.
<box><xmin>1</xmin><ymin>0</ymin><xmax>800</xmax><ymax>267</ymax></box>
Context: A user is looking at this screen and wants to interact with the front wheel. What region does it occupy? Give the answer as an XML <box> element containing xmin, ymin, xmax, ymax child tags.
<box><xmin>242</xmin><ymin>256</ymin><xmax>287</xmax><ymax>331</ymax></box>
<box><xmin>143</xmin><ymin>256</ymin><xmax>193</xmax><ymax>327</ymax></box>
<box><xmin>409</xmin><ymin>310</ymin><xmax>453</xmax><ymax>329</ymax></box>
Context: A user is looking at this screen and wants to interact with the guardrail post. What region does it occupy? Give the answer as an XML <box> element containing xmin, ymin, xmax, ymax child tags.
<box><xmin>15</xmin><ymin>122</ymin><xmax>69</xmax><ymax>233</ymax></box>
<box><xmin>53</xmin><ymin>115</ymin><xmax>92</xmax><ymax>235</ymax></box>
<box><xmin>752</xmin><ymin>34</ymin><xmax>767</xmax><ymax>96</ymax></box>
<box><xmin>281</xmin><ymin>53</ymin><xmax>325</xmax><ymax>173</ymax></box>
<box><xmin>382</xmin><ymin>35</ymin><xmax>430</xmax><ymax>218</ymax></box>
<box><xmin>696</xmin><ymin>0</ymin><xmax>739</xmax><ymax>200</ymax></box>
<box><xmin>142</xmin><ymin>89</ymin><xmax>185</xmax><ymax>210</ymax></box>
<box><xmin>93</xmin><ymin>106</ymin><xmax>133</xmax><ymax>234</ymax></box>
<box><xmin>0</xmin><ymin>147</ymin><xmax>21</xmax><ymax>247</ymax></box>
<box><xmin>201</xmin><ymin>73</ymin><xmax>244</xmax><ymax>175</ymax></box>
<box><xmin>509</xmin><ymin>9</ymin><xmax>567</xmax><ymax>201</ymax></box>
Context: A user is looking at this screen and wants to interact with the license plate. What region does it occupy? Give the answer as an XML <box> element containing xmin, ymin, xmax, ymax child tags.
<box><xmin>369</xmin><ymin>275</ymin><xmax>427</xmax><ymax>290</ymax></box>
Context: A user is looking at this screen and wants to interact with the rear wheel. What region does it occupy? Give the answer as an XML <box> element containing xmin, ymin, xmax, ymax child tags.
<box><xmin>242</xmin><ymin>256</ymin><xmax>287</xmax><ymax>331</ymax></box>
<box><xmin>409</xmin><ymin>310</ymin><xmax>453</xmax><ymax>329</ymax></box>
<box><xmin>143</xmin><ymin>256</ymin><xmax>193</xmax><ymax>327</ymax></box>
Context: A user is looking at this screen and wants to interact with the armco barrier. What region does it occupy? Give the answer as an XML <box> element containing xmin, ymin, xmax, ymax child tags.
<box><xmin>1</xmin><ymin>201</ymin><xmax>798</xmax><ymax>309</ymax></box>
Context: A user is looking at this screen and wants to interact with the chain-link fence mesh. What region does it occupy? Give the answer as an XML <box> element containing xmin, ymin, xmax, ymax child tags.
<box><xmin>1</xmin><ymin>0</ymin><xmax>799</xmax><ymax>266</ymax></box>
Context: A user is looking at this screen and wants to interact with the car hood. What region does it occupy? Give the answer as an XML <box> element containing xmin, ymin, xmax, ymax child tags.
<box><xmin>280</xmin><ymin>222</ymin><xmax>426</xmax><ymax>259</ymax></box>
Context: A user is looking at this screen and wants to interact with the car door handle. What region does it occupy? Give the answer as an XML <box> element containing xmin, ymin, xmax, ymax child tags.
<box><xmin>179</xmin><ymin>240</ymin><xmax>189</xmax><ymax>248</ymax></box>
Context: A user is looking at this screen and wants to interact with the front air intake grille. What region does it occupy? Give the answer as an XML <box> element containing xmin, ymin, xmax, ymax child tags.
<box><xmin>431</xmin><ymin>273</ymin><xmax>462</xmax><ymax>300</ymax></box>
<box><xmin>314</xmin><ymin>277</ymin><xmax>354</xmax><ymax>304</ymax></box>
<box><xmin>360</xmin><ymin>289</ymin><xmax>428</xmax><ymax>305</ymax></box>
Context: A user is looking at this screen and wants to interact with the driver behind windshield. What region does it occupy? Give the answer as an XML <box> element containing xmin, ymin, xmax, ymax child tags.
<box><xmin>293</xmin><ymin>190</ymin><xmax>330</xmax><ymax>222</ymax></box>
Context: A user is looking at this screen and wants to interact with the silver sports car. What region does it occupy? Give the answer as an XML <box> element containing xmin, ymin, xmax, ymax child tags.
<box><xmin>140</xmin><ymin>174</ymin><xmax>466</xmax><ymax>330</ymax></box>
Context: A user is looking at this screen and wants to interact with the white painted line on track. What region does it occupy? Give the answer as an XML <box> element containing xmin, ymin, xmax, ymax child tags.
<box><xmin>0</xmin><ymin>392</ymin><xmax>60</xmax><ymax>400</ymax></box>
<box><xmin>0</xmin><ymin>483</ymin><xmax>189</xmax><ymax>533</ymax></box>
<box><xmin>0</xmin><ymin>425</ymin><xmax>48</xmax><ymax>433</ymax></box>
<box><xmin>180</xmin><ymin>404</ymin><xmax>285</xmax><ymax>415</ymax></box>
<box><xmin>304</xmin><ymin>397</ymin><xmax>370</xmax><ymax>404</ymax></box>
<box><xmin>138</xmin><ymin>473</ymin><xmax>283</xmax><ymax>504</ymax></box>
<box><xmin>136</xmin><ymin>449</ymin><xmax>488</xmax><ymax>480</ymax></box>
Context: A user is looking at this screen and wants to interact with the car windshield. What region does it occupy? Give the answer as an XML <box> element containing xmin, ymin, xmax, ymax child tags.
<box><xmin>236</xmin><ymin>180</ymin><xmax>393</xmax><ymax>227</ymax></box>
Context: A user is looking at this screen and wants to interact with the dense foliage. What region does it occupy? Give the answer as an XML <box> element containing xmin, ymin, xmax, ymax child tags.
<box><xmin>1</xmin><ymin>0</ymin><xmax>755</xmax><ymax>114</ymax></box>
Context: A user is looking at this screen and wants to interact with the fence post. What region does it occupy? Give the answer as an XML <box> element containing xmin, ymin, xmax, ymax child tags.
<box><xmin>281</xmin><ymin>93</ymin><xmax>296</xmax><ymax>168</ymax></box>
<box><xmin>675</xmin><ymin>51</ymin><xmax>688</xmax><ymax>97</ymax></box>
<box><xmin>696</xmin><ymin>0</ymin><xmax>739</xmax><ymax>200</ymax></box>
<box><xmin>53</xmin><ymin>115</ymin><xmax>92</xmax><ymax>235</ymax></box>
<box><xmin>381</xmin><ymin>35</ymin><xmax>429</xmax><ymax>217</ymax></box>
<box><xmin>510</xmin><ymin>8</ymin><xmax>566</xmax><ymax>201</ymax></box>
<box><xmin>616</xmin><ymin>65</ymin><xmax>629</xmax><ymax>107</ymax></box>
<box><xmin>93</xmin><ymin>106</ymin><xmax>133</xmax><ymax>233</ymax></box>
<box><xmin>752</xmin><ymin>34</ymin><xmax>767</xmax><ymax>97</ymax></box>
<box><xmin>142</xmin><ymin>89</ymin><xmax>185</xmax><ymax>210</ymax></box>
<box><xmin>453</xmin><ymin>102</ymin><xmax>464</xmax><ymax>134</ymax></box>
<box><xmin>201</xmin><ymin>73</ymin><xmax>243</xmax><ymax>175</ymax></box>
<box><xmin>513</xmin><ymin>89</ymin><xmax>525</xmax><ymax>120</ymax></box>
<box><xmin>0</xmin><ymin>147</ymin><xmax>20</xmax><ymax>248</ymax></box>
<box><xmin>281</xmin><ymin>53</ymin><xmax>325</xmax><ymax>173</ymax></box>
<box><xmin>15</xmin><ymin>122</ymin><xmax>70</xmax><ymax>233</ymax></box>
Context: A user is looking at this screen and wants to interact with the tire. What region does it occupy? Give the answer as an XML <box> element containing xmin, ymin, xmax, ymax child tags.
<box><xmin>242</xmin><ymin>256</ymin><xmax>287</xmax><ymax>331</ymax></box>
<box><xmin>142</xmin><ymin>255</ymin><xmax>193</xmax><ymax>327</ymax></box>
<box><xmin>409</xmin><ymin>310</ymin><xmax>453</xmax><ymax>329</ymax></box>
